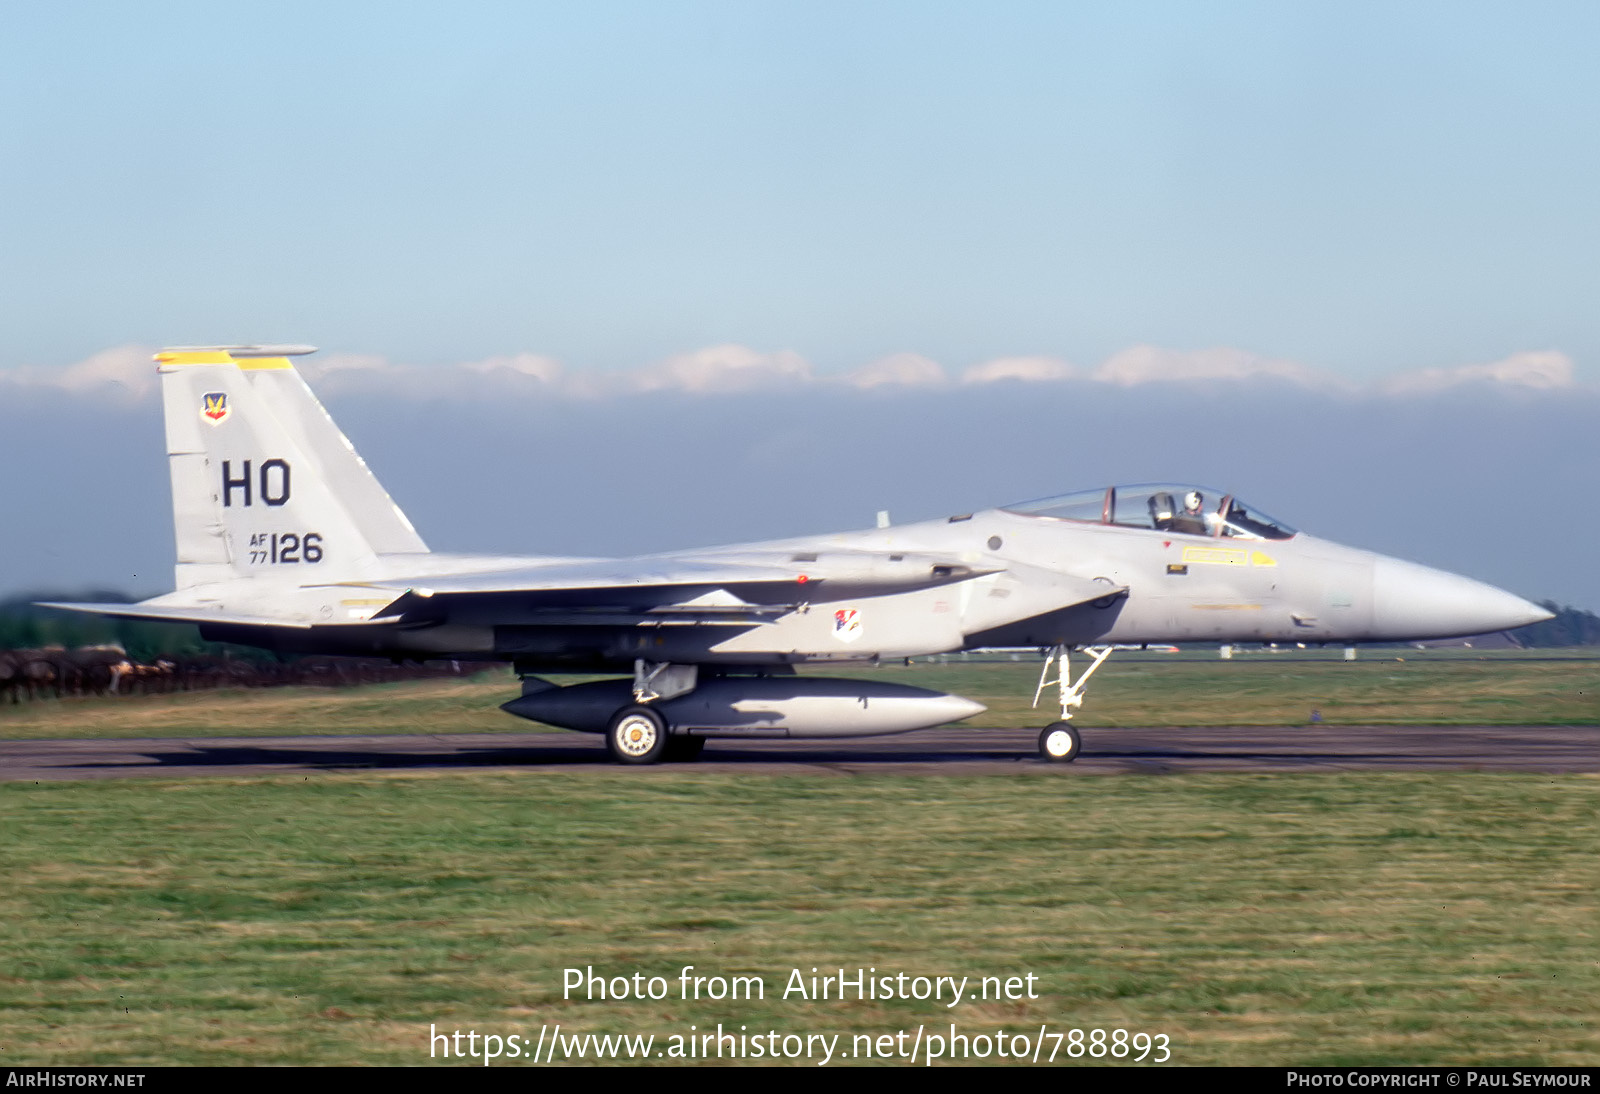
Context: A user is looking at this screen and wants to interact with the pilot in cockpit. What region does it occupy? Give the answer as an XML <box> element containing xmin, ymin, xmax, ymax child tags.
<box><xmin>1147</xmin><ymin>492</ymin><xmax>1177</xmax><ymax>532</ymax></box>
<box><xmin>1169</xmin><ymin>490</ymin><xmax>1211</xmax><ymax>536</ymax></box>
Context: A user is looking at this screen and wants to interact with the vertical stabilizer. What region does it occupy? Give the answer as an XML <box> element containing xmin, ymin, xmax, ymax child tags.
<box><xmin>239</xmin><ymin>356</ymin><xmax>428</xmax><ymax>556</ymax></box>
<box><xmin>156</xmin><ymin>346</ymin><xmax>423</xmax><ymax>590</ymax></box>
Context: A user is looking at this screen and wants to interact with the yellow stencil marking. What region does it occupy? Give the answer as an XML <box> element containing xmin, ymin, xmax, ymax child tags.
<box><xmin>1251</xmin><ymin>551</ymin><xmax>1278</xmax><ymax>567</ymax></box>
<box><xmin>1182</xmin><ymin>546</ymin><xmax>1248</xmax><ymax>566</ymax></box>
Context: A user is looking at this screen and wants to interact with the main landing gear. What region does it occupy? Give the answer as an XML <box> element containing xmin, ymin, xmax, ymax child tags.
<box><xmin>605</xmin><ymin>660</ymin><xmax>704</xmax><ymax>765</ymax></box>
<box><xmin>1031</xmin><ymin>645</ymin><xmax>1112</xmax><ymax>763</ymax></box>
<box><xmin>607</xmin><ymin>705</ymin><xmax>667</xmax><ymax>764</ymax></box>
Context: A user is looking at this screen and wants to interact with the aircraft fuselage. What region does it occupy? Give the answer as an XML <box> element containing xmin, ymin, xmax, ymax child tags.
<box><xmin>198</xmin><ymin>508</ymin><xmax>1544</xmax><ymax>671</ymax></box>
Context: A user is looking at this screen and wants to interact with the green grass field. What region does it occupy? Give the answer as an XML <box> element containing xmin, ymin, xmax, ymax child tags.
<box><xmin>1</xmin><ymin>651</ymin><xmax>1596</xmax><ymax>740</ymax></box>
<box><xmin>0</xmin><ymin>770</ymin><xmax>1595</xmax><ymax>1065</ymax></box>
<box><xmin>1</xmin><ymin>654</ymin><xmax>1596</xmax><ymax>1066</ymax></box>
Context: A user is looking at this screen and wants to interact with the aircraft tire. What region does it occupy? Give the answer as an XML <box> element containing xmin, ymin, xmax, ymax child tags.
<box><xmin>1038</xmin><ymin>722</ymin><xmax>1081</xmax><ymax>763</ymax></box>
<box><xmin>607</xmin><ymin>705</ymin><xmax>669</xmax><ymax>764</ymax></box>
<box><xmin>663</xmin><ymin>735</ymin><xmax>706</xmax><ymax>762</ymax></box>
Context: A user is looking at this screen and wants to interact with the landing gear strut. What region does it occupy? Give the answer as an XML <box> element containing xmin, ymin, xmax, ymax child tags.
<box><xmin>607</xmin><ymin>660</ymin><xmax>702</xmax><ymax>765</ymax></box>
<box><xmin>1031</xmin><ymin>645</ymin><xmax>1112</xmax><ymax>762</ymax></box>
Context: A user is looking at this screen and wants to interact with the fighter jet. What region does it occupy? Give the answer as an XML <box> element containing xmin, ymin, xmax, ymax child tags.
<box><xmin>46</xmin><ymin>346</ymin><xmax>1552</xmax><ymax>764</ymax></box>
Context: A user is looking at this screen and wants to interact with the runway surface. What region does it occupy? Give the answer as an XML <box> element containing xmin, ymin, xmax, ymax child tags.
<box><xmin>1</xmin><ymin>724</ymin><xmax>1596</xmax><ymax>780</ymax></box>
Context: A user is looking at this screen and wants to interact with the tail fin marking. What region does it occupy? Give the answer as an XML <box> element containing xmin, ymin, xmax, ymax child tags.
<box><xmin>155</xmin><ymin>347</ymin><xmax>427</xmax><ymax>591</ymax></box>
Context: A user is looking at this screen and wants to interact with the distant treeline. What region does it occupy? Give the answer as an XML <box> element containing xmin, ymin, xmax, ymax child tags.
<box><xmin>0</xmin><ymin>593</ymin><xmax>249</xmax><ymax>663</ymax></box>
<box><xmin>1512</xmin><ymin>602</ymin><xmax>1600</xmax><ymax>647</ymax></box>
<box><xmin>0</xmin><ymin>594</ymin><xmax>496</xmax><ymax>703</ymax></box>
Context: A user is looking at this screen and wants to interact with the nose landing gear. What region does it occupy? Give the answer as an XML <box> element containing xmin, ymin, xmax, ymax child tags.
<box><xmin>1032</xmin><ymin>645</ymin><xmax>1112</xmax><ymax>762</ymax></box>
<box><xmin>1039</xmin><ymin>722</ymin><xmax>1081</xmax><ymax>762</ymax></box>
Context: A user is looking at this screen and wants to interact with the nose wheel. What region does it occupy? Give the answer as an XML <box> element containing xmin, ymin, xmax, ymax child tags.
<box><xmin>1038</xmin><ymin>722</ymin><xmax>1081</xmax><ymax>763</ymax></box>
<box><xmin>1031</xmin><ymin>645</ymin><xmax>1111</xmax><ymax>762</ymax></box>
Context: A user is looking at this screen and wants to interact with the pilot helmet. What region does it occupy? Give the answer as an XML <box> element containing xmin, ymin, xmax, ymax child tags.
<box><xmin>1184</xmin><ymin>490</ymin><xmax>1204</xmax><ymax>512</ymax></box>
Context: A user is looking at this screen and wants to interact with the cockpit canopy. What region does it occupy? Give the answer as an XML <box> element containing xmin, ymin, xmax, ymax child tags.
<box><xmin>1002</xmin><ymin>484</ymin><xmax>1298</xmax><ymax>541</ymax></box>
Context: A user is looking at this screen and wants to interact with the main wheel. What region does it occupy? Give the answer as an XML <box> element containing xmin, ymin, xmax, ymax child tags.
<box><xmin>1038</xmin><ymin>722</ymin><xmax>1081</xmax><ymax>763</ymax></box>
<box><xmin>607</xmin><ymin>705</ymin><xmax>669</xmax><ymax>764</ymax></box>
<box><xmin>663</xmin><ymin>735</ymin><xmax>706</xmax><ymax>762</ymax></box>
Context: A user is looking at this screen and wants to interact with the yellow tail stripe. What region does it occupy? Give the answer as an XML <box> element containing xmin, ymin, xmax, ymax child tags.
<box><xmin>154</xmin><ymin>351</ymin><xmax>233</xmax><ymax>365</ymax></box>
<box><xmin>152</xmin><ymin>351</ymin><xmax>295</xmax><ymax>369</ymax></box>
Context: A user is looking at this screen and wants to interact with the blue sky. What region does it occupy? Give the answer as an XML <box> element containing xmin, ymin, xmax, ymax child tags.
<box><xmin>1</xmin><ymin>2</ymin><xmax>1594</xmax><ymax>373</ymax></box>
<box><xmin>2</xmin><ymin>3</ymin><xmax>1598</xmax><ymax>609</ymax></box>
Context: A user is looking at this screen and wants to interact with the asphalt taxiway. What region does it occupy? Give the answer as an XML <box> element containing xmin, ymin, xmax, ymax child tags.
<box><xmin>1</xmin><ymin>724</ymin><xmax>1595</xmax><ymax>780</ymax></box>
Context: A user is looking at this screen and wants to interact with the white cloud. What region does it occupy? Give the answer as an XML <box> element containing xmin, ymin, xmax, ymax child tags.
<box><xmin>1379</xmin><ymin>350</ymin><xmax>1575</xmax><ymax>394</ymax></box>
<box><xmin>1090</xmin><ymin>344</ymin><xmax>1338</xmax><ymax>388</ymax></box>
<box><xmin>297</xmin><ymin>352</ymin><xmax>394</xmax><ymax>389</ymax></box>
<box><xmin>295</xmin><ymin>343</ymin><xmax>812</xmax><ymax>398</ymax></box>
<box><xmin>962</xmin><ymin>356</ymin><xmax>1077</xmax><ymax>384</ymax></box>
<box><xmin>303</xmin><ymin>351</ymin><xmax>395</xmax><ymax>376</ymax></box>
<box><xmin>844</xmin><ymin>352</ymin><xmax>946</xmax><ymax>389</ymax></box>
<box><xmin>461</xmin><ymin>352</ymin><xmax>565</xmax><ymax>384</ymax></box>
<box><xmin>1</xmin><ymin>342</ymin><xmax>1587</xmax><ymax>404</ymax></box>
<box><xmin>625</xmin><ymin>344</ymin><xmax>811</xmax><ymax>394</ymax></box>
<box><xmin>0</xmin><ymin>345</ymin><xmax>157</xmax><ymax>400</ymax></box>
<box><xmin>300</xmin><ymin>350</ymin><xmax>566</xmax><ymax>399</ymax></box>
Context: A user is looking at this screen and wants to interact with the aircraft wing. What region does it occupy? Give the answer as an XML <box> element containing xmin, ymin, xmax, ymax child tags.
<box><xmin>41</xmin><ymin>551</ymin><xmax>1001</xmax><ymax>630</ymax></box>
<box><xmin>35</xmin><ymin>593</ymin><xmax>778</xmax><ymax>630</ymax></box>
<box><xmin>368</xmin><ymin>557</ymin><xmax>809</xmax><ymax>596</ymax></box>
<box><xmin>350</xmin><ymin>550</ymin><xmax>1001</xmax><ymax>622</ymax></box>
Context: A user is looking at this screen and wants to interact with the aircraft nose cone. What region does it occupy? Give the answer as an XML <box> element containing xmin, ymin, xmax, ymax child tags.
<box><xmin>1370</xmin><ymin>557</ymin><xmax>1553</xmax><ymax>640</ymax></box>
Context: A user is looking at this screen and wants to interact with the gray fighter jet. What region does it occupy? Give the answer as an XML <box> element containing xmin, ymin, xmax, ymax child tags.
<box><xmin>47</xmin><ymin>346</ymin><xmax>1552</xmax><ymax>763</ymax></box>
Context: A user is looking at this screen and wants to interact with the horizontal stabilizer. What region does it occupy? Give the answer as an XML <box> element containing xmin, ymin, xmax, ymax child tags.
<box><xmin>35</xmin><ymin>601</ymin><xmax>379</xmax><ymax>630</ymax></box>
